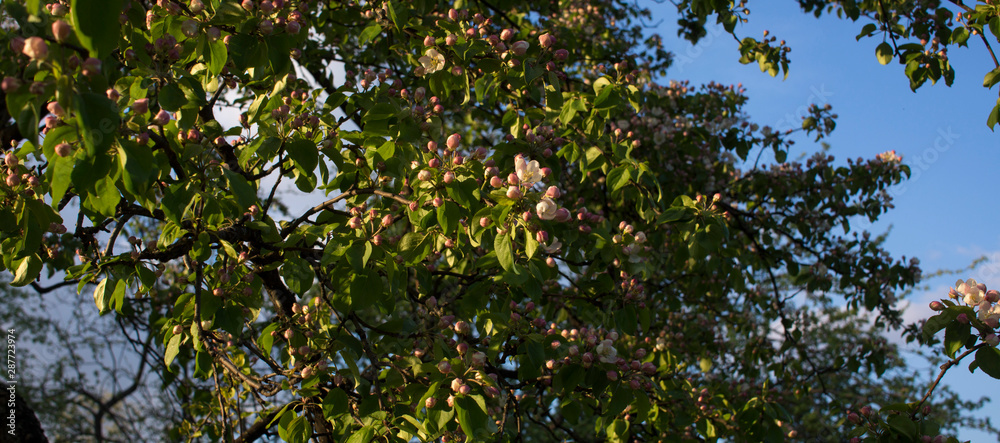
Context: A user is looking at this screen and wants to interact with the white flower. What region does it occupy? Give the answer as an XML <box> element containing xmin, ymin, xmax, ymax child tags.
<box><xmin>514</xmin><ymin>154</ymin><xmax>541</xmax><ymax>186</ymax></box>
<box><xmin>595</xmin><ymin>339</ymin><xmax>617</xmax><ymax>363</ymax></box>
<box><xmin>542</xmin><ymin>237</ymin><xmax>562</xmax><ymax>254</ymax></box>
<box><xmin>418</xmin><ymin>49</ymin><xmax>446</xmax><ymax>75</ymax></box>
<box><xmin>957</xmin><ymin>278</ymin><xmax>985</xmax><ymax>305</ymax></box>
<box><xmin>536</xmin><ymin>197</ymin><xmax>558</xmax><ymax>220</ymax></box>
<box><xmin>876</xmin><ymin>150</ymin><xmax>902</xmax><ymax>163</ymax></box>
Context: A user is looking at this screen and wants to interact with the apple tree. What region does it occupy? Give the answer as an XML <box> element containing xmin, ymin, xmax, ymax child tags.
<box><xmin>0</xmin><ymin>0</ymin><xmax>986</xmax><ymax>441</ymax></box>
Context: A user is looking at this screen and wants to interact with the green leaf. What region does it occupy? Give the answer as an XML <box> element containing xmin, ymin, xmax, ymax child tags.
<box><xmin>164</xmin><ymin>333</ymin><xmax>182</xmax><ymax>367</ymax></box>
<box><xmin>990</xmin><ymin>100</ymin><xmax>1000</xmax><ymax>130</ymax></box>
<box><xmin>11</xmin><ymin>254</ymin><xmax>42</xmax><ymax>287</ymax></box>
<box><xmin>258</xmin><ymin>323</ymin><xmax>278</xmax><ymax>353</ymax></box>
<box><xmin>282</xmin><ymin>254</ymin><xmax>315</xmax><ymax>295</ymax></box>
<box><xmin>455</xmin><ymin>396</ymin><xmax>488</xmax><ymax>438</ymax></box>
<box><xmin>345</xmin><ymin>427</ymin><xmax>375</xmax><ymax>443</ymax></box>
<box><xmin>223</xmin><ymin>169</ymin><xmax>258</xmax><ymax>209</ymax></box>
<box><xmin>438</xmin><ymin>201</ymin><xmax>460</xmax><ymax>234</ymax></box>
<box><xmin>285</xmin><ymin>139</ymin><xmax>319</xmax><ymax>174</ymax></box>
<box><xmin>922</xmin><ymin>311</ymin><xmax>955</xmax><ymax>339</ymax></box>
<box><xmin>944</xmin><ymin>321</ymin><xmax>970</xmax><ymax>358</ymax></box>
<box><xmin>159</xmin><ymin>84</ymin><xmax>188</xmax><ymax>112</ymax></box>
<box><xmin>495</xmin><ymin>231</ymin><xmax>513</xmax><ymax>271</ymax></box>
<box><xmin>322</xmin><ymin>389</ymin><xmax>349</xmax><ymax>419</ymax></box>
<box><xmin>74</xmin><ymin>92</ymin><xmax>121</xmax><ymax>156</ymax></box>
<box><xmin>875</xmin><ymin>42</ymin><xmax>893</xmax><ymax>65</ymax></box>
<box><xmin>856</xmin><ymin>23</ymin><xmax>877</xmax><ymax>41</ymax></box>
<box><xmin>606</xmin><ymin>165</ymin><xmax>631</xmax><ymax>192</ymax></box>
<box><xmin>606</xmin><ymin>385</ymin><xmax>631</xmax><ymax>419</ymax></box>
<box><xmin>886</xmin><ymin>414</ymin><xmax>916</xmax><ymax>439</ymax></box>
<box><xmin>71</xmin><ymin>0</ymin><xmax>123</xmax><ymax>57</ymax></box>
<box><xmin>986</xmin><ymin>67</ymin><xmax>1000</xmax><ymax>89</ymax></box>
<box><xmin>976</xmin><ymin>346</ymin><xmax>1000</xmax><ymax>379</ymax></box>
<box><xmin>83</xmin><ymin>176</ymin><xmax>121</xmax><ymax>218</ymax></box>
<box><xmin>359</xmin><ymin>23</ymin><xmax>382</xmax><ymax>45</ymax></box>
<box><xmin>203</xmin><ymin>36</ymin><xmax>229</xmax><ymax>77</ymax></box>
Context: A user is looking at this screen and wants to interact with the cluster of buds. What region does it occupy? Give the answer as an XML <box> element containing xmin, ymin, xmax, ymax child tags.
<box><xmin>938</xmin><ymin>278</ymin><xmax>1000</xmax><ymax>346</ymax></box>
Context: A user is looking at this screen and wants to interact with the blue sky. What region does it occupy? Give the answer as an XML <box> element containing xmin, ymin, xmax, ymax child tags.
<box><xmin>650</xmin><ymin>3</ymin><xmax>1000</xmax><ymax>441</ymax></box>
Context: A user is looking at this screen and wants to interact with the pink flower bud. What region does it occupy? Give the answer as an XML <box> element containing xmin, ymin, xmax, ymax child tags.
<box><xmin>536</xmin><ymin>230</ymin><xmax>549</xmax><ymax>243</ymax></box>
<box><xmin>511</xmin><ymin>40</ymin><xmax>529</xmax><ymax>56</ymax></box>
<box><xmin>241</xmin><ymin>0</ymin><xmax>254</xmax><ymax>11</ymax></box>
<box><xmin>428</xmin><ymin>158</ymin><xmax>441</xmax><ymax>168</ymax></box>
<box><xmin>987</xmin><ymin>290</ymin><xmax>1000</xmax><ymax>303</ymax></box>
<box><xmin>500</xmin><ymin>29</ymin><xmax>513</xmax><ymax>41</ymax></box>
<box><xmin>456</xmin><ymin>342</ymin><xmax>469</xmax><ymax>354</ymax></box>
<box><xmin>437</xmin><ymin>360</ymin><xmax>452</xmax><ymax>373</ymax></box>
<box><xmin>432</xmin><ymin>197</ymin><xmax>443</xmax><ymax>207</ymax></box>
<box><xmin>545</xmin><ymin>186</ymin><xmax>560</xmax><ymax>199</ymax></box>
<box><xmin>82</xmin><ymin>58</ymin><xmax>102</xmax><ymax>76</ymax></box>
<box><xmin>10</xmin><ymin>37</ymin><xmax>24</xmax><ymax>54</ymax></box>
<box><xmin>55</xmin><ymin>142</ymin><xmax>72</xmax><ymax>157</ymax></box>
<box><xmin>929</xmin><ymin>301</ymin><xmax>946</xmax><ymax>311</ymax></box>
<box><xmin>381</xmin><ymin>214</ymin><xmax>393</xmax><ymax>227</ymax></box>
<box><xmin>538</xmin><ymin>33</ymin><xmax>555</xmax><ymax>48</ymax></box>
<box><xmin>554</xmin><ymin>208</ymin><xmax>571</xmax><ymax>222</ymax></box>
<box><xmin>425</xmin><ymin>397</ymin><xmax>437</xmax><ymax>408</ymax></box>
<box><xmin>507</xmin><ymin>172</ymin><xmax>519</xmax><ymax>185</ymax></box>
<box><xmin>957</xmin><ymin>313</ymin><xmax>969</xmax><ymax>323</ymax></box>
<box><xmin>490</xmin><ymin>176</ymin><xmax>503</xmax><ymax>187</ymax></box>
<box><xmin>1</xmin><ymin>77</ymin><xmax>21</xmax><ymax>93</ymax></box>
<box><xmin>458</xmin><ymin>384</ymin><xmax>471</xmax><ymax>395</ymax></box>
<box><xmin>554</xmin><ymin>49</ymin><xmax>569</xmax><ymax>61</ymax></box>
<box><xmin>984</xmin><ymin>334</ymin><xmax>999</xmax><ymax>347</ymax></box>
<box><xmin>286</xmin><ymin>21</ymin><xmax>301</xmax><ymax>34</ymax></box>
<box><xmin>259</xmin><ymin>19</ymin><xmax>274</xmax><ymax>34</ymax></box>
<box><xmin>606</xmin><ymin>370</ymin><xmax>618</xmax><ymax>381</ymax></box>
<box><xmin>46</xmin><ymin>101</ymin><xmax>66</xmax><ymax>118</ymax></box>
<box><xmin>443</xmin><ymin>171</ymin><xmax>455</xmax><ymax>183</ymax></box>
<box><xmin>348</xmin><ymin>216</ymin><xmax>363</xmax><ymax>229</ymax></box>
<box><xmin>22</xmin><ymin>37</ymin><xmax>48</xmax><ymax>60</ymax></box>
<box><xmin>152</xmin><ymin>109</ymin><xmax>171</xmax><ymax>126</ymax></box>
<box><xmin>423</xmin><ymin>35</ymin><xmax>435</xmax><ymax>46</ymax></box>
<box><xmin>479</xmin><ymin>217</ymin><xmax>491</xmax><ymax>228</ymax></box>
<box><xmin>446</xmin><ymin>133</ymin><xmax>461</xmax><ymax>150</ymax></box>
<box><xmin>417</xmin><ymin>170</ymin><xmax>433</xmax><ymax>181</ymax></box>
<box><xmin>506</xmin><ymin>186</ymin><xmax>522</xmax><ymax>199</ymax></box>
<box><xmin>445</xmin><ymin>34</ymin><xmax>457</xmax><ymax>45</ymax></box>
<box><xmin>4</xmin><ymin>152</ymin><xmax>16</xmax><ymax>167</ymax></box>
<box><xmin>52</xmin><ymin>20</ymin><xmax>71</xmax><ymax>42</ymax></box>
<box><xmin>181</xmin><ymin>20</ymin><xmax>199</xmax><ymax>38</ymax></box>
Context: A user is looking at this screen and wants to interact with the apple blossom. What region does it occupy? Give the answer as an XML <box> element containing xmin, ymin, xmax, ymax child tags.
<box><xmin>514</xmin><ymin>154</ymin><xmax>542</xmax><ymax>185</ymax></box>
<box><xmin>957</xmin><ymin>278</ymin><xmax>985</xmax><ymax>305</ymax></box>
<box><xmin>511</xmin><ymin>40</ymin><xmax>529</xmax><ymax>56</ymax></box>
<box><xmin>418</xmin><ymin>49</ymin><xmax>446</xmax><ymax>75</ymax></box>
<box><xmin>536</xmin><ymin>197</ymin><xmax>558</xmax><ymax>220</ymax></box>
